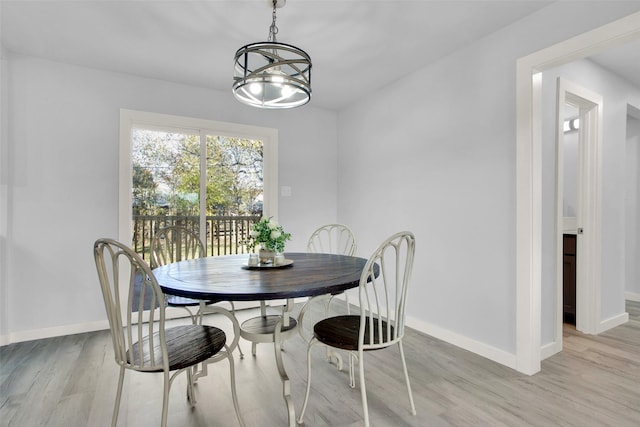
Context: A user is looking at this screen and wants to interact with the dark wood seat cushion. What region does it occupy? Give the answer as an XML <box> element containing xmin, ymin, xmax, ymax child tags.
<box><xmin>127</xmin><ymin>325</ymin><xmax>226</xmax><ymax>371</ymax></box>
<box><xmin>313</xmin><ymin>315</ymin><xmax>394</xmax><ymax>351</ymax></box>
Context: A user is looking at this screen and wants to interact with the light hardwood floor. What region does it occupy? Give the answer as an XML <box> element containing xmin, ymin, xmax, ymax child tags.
<box><xmin>1</xmin><ymin>301</ymin><xmax>639</xmax><ymax>427</ymax></box>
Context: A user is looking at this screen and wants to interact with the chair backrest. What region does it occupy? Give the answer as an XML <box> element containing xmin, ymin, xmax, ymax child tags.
<box><xmin>151</xmin><ymin>226</ymin><xmax>205</xmax><ymax>268</ymax></box>
<box><xmin>358</xmin><ymin>231</ymin><xmax>415</xmax><ymax>350</ymax></box>
<box><xmin>307</xmin><ymin>224</ymin><xmax>357</xmax><ymax>256</ymax></box>
<box><xmin>94</xmin><ymin>238</ymin><xmax>169</xmax><ymax>372</ymax></box>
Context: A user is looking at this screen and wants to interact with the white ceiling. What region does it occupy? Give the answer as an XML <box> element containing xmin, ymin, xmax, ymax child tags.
<box><xmin>1</xmin><ymin>0</ymin><xmax>638</xmax><ymax>111</ymax></box>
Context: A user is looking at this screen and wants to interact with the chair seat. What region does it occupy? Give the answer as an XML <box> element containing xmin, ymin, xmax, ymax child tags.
<box><xmin>314</xmin><ymin>315</ymin><xmax>394</xmax><ymax>351</ymax></box>
<box><xmin>166</xmin><ymin>295</ymin><xmax>218</xmax><ymax>307</ymax></box>
<box><xmin>127</xmin><ymin>325</ymin><xmax>226</xmax><ymax>371</ymax></box>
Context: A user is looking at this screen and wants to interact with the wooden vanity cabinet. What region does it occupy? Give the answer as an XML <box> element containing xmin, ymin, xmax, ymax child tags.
<box><xmin>563</xmin><ymin>234</ymin><xmax>577</xmax><ymax>325</ymax></box>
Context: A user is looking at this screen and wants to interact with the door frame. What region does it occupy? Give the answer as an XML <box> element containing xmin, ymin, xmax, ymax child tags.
<box><xmin>515</xmin><ymin>12</ymin><xmax>640</xmax><ymax>375</ymax></box>
<box><xmin>553</xmin><ymin>78</ymin><xmax>603</xmax><ymax>355</ymax></box>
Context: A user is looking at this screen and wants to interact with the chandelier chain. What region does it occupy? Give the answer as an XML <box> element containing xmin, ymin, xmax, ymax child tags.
<box><xmin>268</xmin><ymin>0</ymin><xmax>279</xmax><ymax>42</ymax></box>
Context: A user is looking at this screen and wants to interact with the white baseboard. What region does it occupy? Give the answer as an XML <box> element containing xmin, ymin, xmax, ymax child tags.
<box><xmin>6</xmin><ymin>319</ymin><xmax>111</xmax><ymax>345</ymax></box>
<box><xmin>625</xmin><ymin>292</ymin><xmax>640</xmax><ymax>302</ymax></box>
<box><xmin>406</xmin><ymin>315</ymin><xmax>518</xmax><ymax>371</ymax></box>
<box><xmin>539</xmin><ymin>305</ymin><xmax>632</xmax><ymax>360</ymax></box>
<box><xmin>2</xmin><ymin>307</ymin><xmax>201</xmax><ymax>345</ymax></box>
<box><xmin>540</xmin><ymin>340</ymin><xmax>561</xmax><ymax>360</ymax></box>
<box><xmin>0</xmin><ymin>300</ymin><xmax>278</xmax><ymax>347</ymax></box>
<box><xmin>598</xmin><ymin>311</ymin><xmax>629</xmax><ymax>334</ymax></box>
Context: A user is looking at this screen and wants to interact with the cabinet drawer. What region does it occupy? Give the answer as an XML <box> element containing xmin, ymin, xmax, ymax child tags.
<box><xmin>563</xmin><ymin>234</ymin><xmax>576</xmax><ymax>255</ymax></box>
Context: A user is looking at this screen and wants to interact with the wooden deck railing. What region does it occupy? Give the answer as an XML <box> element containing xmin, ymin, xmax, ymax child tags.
<box><xmin>132</xmin><ymin>215</ymin><xmax>260</xmax><ymax>261</ymax></box>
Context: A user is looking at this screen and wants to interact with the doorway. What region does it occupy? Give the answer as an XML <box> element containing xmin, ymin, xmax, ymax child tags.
<box><xmin>626</xmin><ymin>105</ymin><xmax>640</xmax><ymax>299</ymax></box>
<box><xmin>554</xmin><ymin>78</ymin><xmax>603</xmax><ymax>352</ymax></box>
<box><xmin>515</xmin><ymin>12</ymin><xmax>640</xmax><ymax>375</ymax></box>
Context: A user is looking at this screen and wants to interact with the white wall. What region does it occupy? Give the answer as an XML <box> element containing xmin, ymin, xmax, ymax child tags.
<box><xmin>337</xmin><ymin>2</ymin><xmax>640</xmax><ymax>365</ymax></box>
<box><xmin>540</xmin><ymin>59</ymin><xmax>640</xmax><ymax>344</ymax></box>
<box><xmin>2</xmin><ymin>54</ymin><xmax>337</xmax><ymax>342</ymax></box>
<box><xmin>0</xmin><ymin>45</ymin><xmax>8</xmax><ymax>344</ymax></box>
<box><xmin>627</xmin><ymin>113</ymin><xmax>640</xmax><ymax>300</ymax></box>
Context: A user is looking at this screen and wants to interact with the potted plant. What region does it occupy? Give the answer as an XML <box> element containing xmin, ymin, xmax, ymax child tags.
<box><xmin>245</xmin><ymin>216</ymin><xmax>291</xmax><ymax>264</ymax></box>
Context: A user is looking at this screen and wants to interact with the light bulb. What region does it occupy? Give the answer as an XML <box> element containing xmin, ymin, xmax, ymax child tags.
<box><xmin>281</xmin><ymin>85</ymin><xmax>295</xmax><ymax>98</ymax></box>
<box><xmin>249</xmin><ymin>82</ymin><xmax>262</xmax><ymax>95</ymax></box>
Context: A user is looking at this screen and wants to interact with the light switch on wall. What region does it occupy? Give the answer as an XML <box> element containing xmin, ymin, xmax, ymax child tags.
<box><xmin>281</xmin><ymin>186</ymin><xmax>292</xmax><ymax>197</ymax></box>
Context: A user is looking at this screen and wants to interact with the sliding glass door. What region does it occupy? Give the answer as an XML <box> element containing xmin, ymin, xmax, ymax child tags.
<box><xmin>120</xmin><ymin>110</ymin><xmax>278</xmax><ymax>261</ymax></box>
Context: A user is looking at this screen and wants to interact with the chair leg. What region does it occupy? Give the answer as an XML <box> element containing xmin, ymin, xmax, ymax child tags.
<box><xmin>111</xmin><ymin>366</ymin><xmax>125</xmax><ymax>427</ymax></box>
<box><xmin>200</xmin><ymin>303</ymin><xmax>245</xmax><ymax>360</ymax></box>
<box><xmin>186</xmin><ymin>367</ymin><xmax>196</xmax><ymax>406</ymax></box>
<box><xmin>322</xmin><ymin>296</ymin><xmax>345</xmax><ymax>371</ymax></box>
<box><xmin>226</xmin><ymin>301</ymin><xmax>245</xmax><ymax>358</ymax></box>
<box><xmin>398</xmin><ymin>341</ymin><xmax>416</xmax><ymax>415</ymax></box>
<box><xmin>358</xmin><ymin>349</ymin><xmax>370</xmax><ymax>427</ymax></box>
<box><xmin>324</xmin><ymin>294</ymin><xmax>352</xmax><ymax>378</ymax></box>
<box><xmin>237</xmin><ymin>343</ymin><xmax>245</xmax><ymax>359</ymax></box>
<box><xmin>326</xmin><ymin>347</ymin><xmax>343</xmax><ymax>370</ymax></box>
<box><xmin>348</xmin><ymin>352</ymin><xmax>357</xmax><ymax>388</ymax></box>
<box><xmin>161</xmin><ymin>370</ymin><xmax>171</xmax><ymax>427</ymax></box>
<box><xmin>297</xmin><ymin>338</ymin><xmax>319</xmax><ymax>424</ymax></box>
<box><xmin>344</xmin><ymin>292</ymin><xmax>351</xmax><ymax>315</ymax></box>
<box><xmin>191</xmin><ymin>301</ymin><xmax>206</xmax><ymax>382</ymax></box>
<box><xmin>224</xmin><ymin>346</ymin><xmax>246</xmax><ymax>427</ymax></box>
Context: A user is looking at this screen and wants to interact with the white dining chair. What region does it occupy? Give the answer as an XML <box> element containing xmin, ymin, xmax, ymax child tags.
<box><xmin>93</xmin><ymin>238</ymin><xmax>245</xmax><ymax>427</ymax></box>
<box><xmin>306</xmin><ymin>223</ymin><xmax>357</xmax><ymax>310</ymax></box>
<box><xmin>151</xmin><ymin>226</ymin><xmax>225</xmax><ymax>320</ymax></box>
<box><xmin>306</xmin><ymin>223</ymin><xmax>357</xmax><ymax>258</ymax></box>
<box><xmin>151</xmin><ymin>225</ymin><xmax>244</xmax><ymax>364</ymax></box>
<box><xmin>298</xmin><ymin>224</ymin><xmax>357</xmax><ymax>369</ymax></box>
<box><xmin>297</xmin><ymin>231</ymin><xmax>417</xmax><ymax>427</ymax></box>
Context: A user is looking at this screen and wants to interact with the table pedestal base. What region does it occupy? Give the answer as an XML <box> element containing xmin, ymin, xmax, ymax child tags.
<box><xmin>240</xmin><ymin>315</ymin><xmax>298</xmax><ymax>345</ymax></box>
<box><xmin>239</xmin><ymin>300</ymin><xmax>299</xmax><ymax>426</ymax></box>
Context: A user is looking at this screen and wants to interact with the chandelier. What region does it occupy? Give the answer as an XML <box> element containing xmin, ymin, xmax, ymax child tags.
<box><xmin>232</xmin><ymin>0</ymin><xmax>312</xmax><ymax>109</ymax></box>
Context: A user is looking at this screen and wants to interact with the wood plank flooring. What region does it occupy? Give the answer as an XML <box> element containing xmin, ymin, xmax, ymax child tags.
<box><xmin>1</xmin><ymin>301</ymin><xmax>639</xmax><ymax>427</ymax></box>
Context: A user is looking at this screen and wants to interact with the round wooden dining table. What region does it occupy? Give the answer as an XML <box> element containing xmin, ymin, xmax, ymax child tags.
<box><xmin>153</xmin><ymin>252</ymin><xmax>367</xmax><ymax>301</ymax></box>
<box><xmin>153</xmin><ymin>252</ymin><xmax>368</xmax><ymax>427</ymax></box>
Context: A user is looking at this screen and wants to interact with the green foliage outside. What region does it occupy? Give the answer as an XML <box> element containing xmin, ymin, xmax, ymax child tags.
<box><xmin>132</xmin><ymin>130</ymin><xmax>263</xmax><ymax>217</ymax></box>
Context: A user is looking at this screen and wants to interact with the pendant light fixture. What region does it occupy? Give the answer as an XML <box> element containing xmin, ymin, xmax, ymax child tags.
<box><xmin>233</xmin><ymin>0</ymin><xmax>312</xmax><ymax>109</ymax></box>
